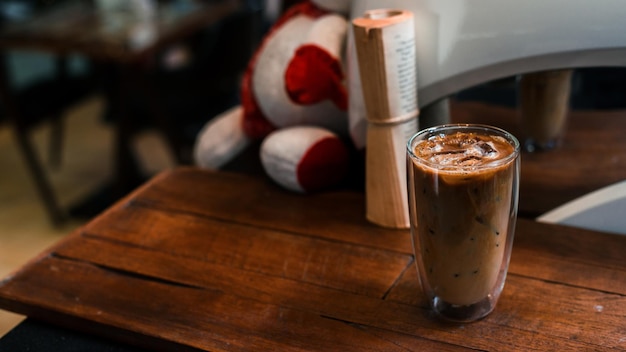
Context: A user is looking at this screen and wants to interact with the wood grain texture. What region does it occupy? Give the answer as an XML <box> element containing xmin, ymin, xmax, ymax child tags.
<box><xmin>0</xmin><ymin>168</ymin><xmax>625</xmax><ymax>351</ymax></box>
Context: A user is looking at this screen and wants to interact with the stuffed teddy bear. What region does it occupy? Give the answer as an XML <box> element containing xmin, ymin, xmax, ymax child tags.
<box><xmin>193</xmin><ymin>0</ymin><xmax>362</xmax><ymax>193</ymax></box>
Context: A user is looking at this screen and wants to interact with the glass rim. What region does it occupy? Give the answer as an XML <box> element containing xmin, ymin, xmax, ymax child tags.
<box><xmin>407</xmin><ymin>123</ymin><xmax>520</xmax><ymax>171</ymax></box>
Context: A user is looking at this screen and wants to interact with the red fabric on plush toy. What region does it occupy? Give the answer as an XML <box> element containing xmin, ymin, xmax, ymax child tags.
<box><xmin>194</xmin><ymin>0</ymin><xmax>354</xmax><ymax>192</ymax></box>
<box><xmin>285</xmin><ymin>44</ymin><xmax>347</xmax><ymax>109</ymax></box>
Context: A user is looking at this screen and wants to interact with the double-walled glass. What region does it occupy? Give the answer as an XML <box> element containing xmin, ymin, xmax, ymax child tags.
<box><xmin>406</xmin><ymin>124</ymin><xmax>520</xmax><ymax>322</ymax></box>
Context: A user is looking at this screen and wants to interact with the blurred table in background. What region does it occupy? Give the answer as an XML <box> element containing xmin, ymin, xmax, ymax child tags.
<box><xmin>0</xmin><ymin>0</ymin><xmax>243</xmax><ymax>63</ymax></box>
<box><xmin>0</xmin><ymin>0</ymin><xmax>246</xmax><ymax>219</ymax></box>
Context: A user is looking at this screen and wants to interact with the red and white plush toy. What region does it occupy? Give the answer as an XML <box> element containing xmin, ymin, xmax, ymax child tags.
<box><xmin>194</xmin><ymin>0</ymin><xmax>357</xmax><ymax>193</ymax></box>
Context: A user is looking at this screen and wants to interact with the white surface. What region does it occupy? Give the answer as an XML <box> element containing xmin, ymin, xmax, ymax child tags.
<box><xmin>351</xmin><ymin>0</ymin><xmax>626</xmax><ymax>107</ymax></box>
<box><xmin>538</xmin><ymin>180</ymin><xmax>626</xmax><ymax>236</ymax></box>
<box><xmin>194</xmin><ymin>106</ymin><xmax>251</xmax><ymax>169</ymax></box>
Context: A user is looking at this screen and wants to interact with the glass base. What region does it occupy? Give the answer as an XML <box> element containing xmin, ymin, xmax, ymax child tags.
<box><xmin>431</xmin><ymin>295</ymin><xmax>496</xmax><ymax>323</ymax></box>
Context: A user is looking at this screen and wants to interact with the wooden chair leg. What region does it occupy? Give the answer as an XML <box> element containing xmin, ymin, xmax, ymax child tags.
<box><xmin>48</xmin><ymin>115</ymin><xmax>64</xmax><ymax>169</ymax></box>
<box><xmin>13</xmin><ymin>128</ymin><xmax>66</xmax><ymax>226</ymax></box>
<box><xmin>48</xmin><ymin>56</ymin><xmax>70</xmax><ymax>169</ymax></box>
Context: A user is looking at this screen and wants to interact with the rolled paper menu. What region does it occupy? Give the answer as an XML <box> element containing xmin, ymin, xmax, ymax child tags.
<box><xmin>352</xmin><ymin>9</ymin><xmax>418</xmax><ymax>229</ymax></box>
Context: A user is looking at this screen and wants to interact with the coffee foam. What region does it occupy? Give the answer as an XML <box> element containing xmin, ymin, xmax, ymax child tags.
<box><xmin>414</xmin><ymin>132</ymin><xmax>514</xmax><ymax>169</ymax></box>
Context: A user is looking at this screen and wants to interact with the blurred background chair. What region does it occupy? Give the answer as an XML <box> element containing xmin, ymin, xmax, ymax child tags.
<box><xmin>0</xmin><ymin>0</ymin><xmax>264</xmax><ymax>224</ymax></box>
<box><xmin>0</xmin><ymin>0</ymin><xmax>97</xmax><ymax>225</ymax></box>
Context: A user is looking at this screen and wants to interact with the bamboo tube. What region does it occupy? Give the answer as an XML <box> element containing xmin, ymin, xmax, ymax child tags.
<box><xmin>352</xmin><ymin>9</ymin><xmax>418</xmax><ymax>229</ymax></box>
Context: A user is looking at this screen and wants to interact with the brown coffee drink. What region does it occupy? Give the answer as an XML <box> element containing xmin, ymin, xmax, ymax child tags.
<box><xmin>407</xmin><ymin>124</ymin><xmax>520</xmax><ymax>322</ymax></box>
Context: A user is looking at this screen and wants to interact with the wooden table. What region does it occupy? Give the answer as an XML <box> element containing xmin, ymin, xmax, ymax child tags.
<box><xmin>0</xmin><ymin>167</ymin><xmax>624</xmax><ymax>351</ymax></box>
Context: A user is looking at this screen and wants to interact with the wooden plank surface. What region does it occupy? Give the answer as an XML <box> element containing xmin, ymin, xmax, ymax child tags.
<box><xmin>0</xmin><ymin>168</ymin><xmax>625</xmax><ymax>351</ymax></box>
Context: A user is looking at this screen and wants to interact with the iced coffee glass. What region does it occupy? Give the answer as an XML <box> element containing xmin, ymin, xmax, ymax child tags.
<box><xmin>406</xmin><ymin>124</ymin><xmax>520</xmax><ymax>322</ymax></box>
